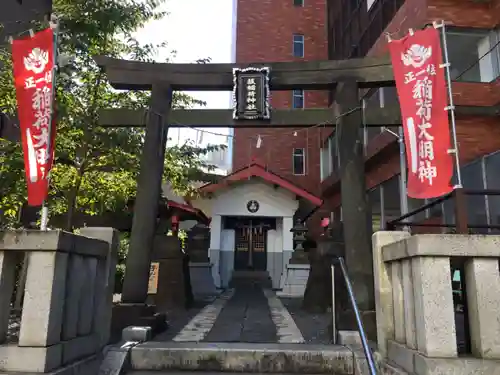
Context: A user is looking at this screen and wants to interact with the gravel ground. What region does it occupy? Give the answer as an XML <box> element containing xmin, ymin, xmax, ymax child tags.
<box><xmin>279</xmin><ymin>297</ymin><xmax>333</xmax><ymax>344</ymax></box>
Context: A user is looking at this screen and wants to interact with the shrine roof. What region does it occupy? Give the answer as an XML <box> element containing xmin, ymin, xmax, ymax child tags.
<box><xmin>166</xmin><ymin>200</ymin><xmax>210</xmax><ymax>224</ymax></box>
<box><xmin>198</xmin><ymin>161</ymin><xmax>323</xmax><ymax>206</ymax></box>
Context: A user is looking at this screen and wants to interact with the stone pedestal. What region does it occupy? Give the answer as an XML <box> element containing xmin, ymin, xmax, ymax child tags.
<box><xmin>278</xmin><ymin>249</ymin><xmax>310</xmax><ymax>297</ymax></box>
<box><xmin>277</xmin><ymin>264</ymin><xmax>310</xmax><ymax>297</ymax></box>
<box><xmin>185</xmin><ymin>225</ymin><xmax>217</xmax><ymax>299</ymax></box>
<box><xmin>152</xmin><ymin>235</ymin><xmax>193</xmax><ymax>311</ymax></box>
<box><xmin>189</xmin><ymin>262</ymin><xmax>218</xmax><ymax>299</ymax></box>
<box><xmin>288</xmin><ymin>249</ymin><xmax>309</xmax><ymax>264</ymax></box>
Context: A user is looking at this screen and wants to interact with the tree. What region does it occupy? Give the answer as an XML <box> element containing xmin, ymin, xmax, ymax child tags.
<box><xmin>0</xmin><ymin>0</ymin><xmax>224</xmax><ymax>230</ymax></box>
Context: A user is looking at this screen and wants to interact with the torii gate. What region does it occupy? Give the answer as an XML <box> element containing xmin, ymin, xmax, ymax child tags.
<box><xmin>94</xmin><ymin>55</ymin><xmax>488</xmax><ymax>335</ymax></box>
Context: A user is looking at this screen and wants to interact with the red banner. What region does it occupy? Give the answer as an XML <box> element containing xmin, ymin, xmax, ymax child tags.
<box><xmin>12</xmin><ymin>28</ymin><xmax>57</xmax><ymax>206</ymax></box>
<box><xmin>389</xmin><ymin>27</ymin><xmax>454</xmax><ymax>199</ymax></box>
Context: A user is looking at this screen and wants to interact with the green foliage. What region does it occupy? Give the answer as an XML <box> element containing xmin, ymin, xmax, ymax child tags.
<box><xmin>115</xmin><ymin>232</ymin><xmax>130</xmax><ymax>293</ymax></box>
<box><xmin>0</xmin><ymin>0</ymin><xmax>225</xmax><ymax>229</ymax></box>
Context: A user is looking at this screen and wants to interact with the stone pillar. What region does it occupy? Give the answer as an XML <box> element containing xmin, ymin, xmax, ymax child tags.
<box><xmin>371</xmin><ymin>231</ymin><xmax>410</xmax><ymax>357</ymax></box>
<box><xmin>402</xmin><ymin>259</ymin><xmax>417</xmax><ymax>349</ymax></box>
<box><xmin>19</xmin><ymin>251</ymin><xmax>68</xmax><ymax>347</ymax></box>
<box><xmin>465</xmin><ymin>258</ymin><xmax>500</xmax><ymax>359</ymax></box>
<box><xmin>412</xmin><ymin>256</ymin><xmax>457</xmax><ymax>357</ymax></box>
<box><xmin>122</xmin><ymin>84</ymin><xmax>172</xmax><ymax>303</ymax></box>
<box><xmin>336</xmin><ymin>80</ymin><xmax>376</xmax><ymax>339</ymax></box>
<box><xmin>209</xmin><ymin>215</ymin><xmax>222</xmax><ymax>288</ymax></box>
<box><xmin>79</xmin><ymin>227</ymin><xmax>119</xmax><ymax>347</ymax></box>
<box><xmin>391</xmin><ymin>261</ymin><xmax>405</xmax><ymax>343</ymax></box>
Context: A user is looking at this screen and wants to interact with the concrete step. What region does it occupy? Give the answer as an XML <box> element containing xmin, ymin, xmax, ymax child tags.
<box><xmin>127</xmin><ymin>374</ymin><xmax>307</xmax><ymax>375</ymax></box>
<box><xmin>129</xmin><ymin>342</ymin><xmax>354</xmax><ymax>374</ymax></box>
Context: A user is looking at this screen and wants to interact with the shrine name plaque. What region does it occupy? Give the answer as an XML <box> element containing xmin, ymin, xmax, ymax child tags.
<box><xmin>232</xmin><ymin>67</ymin><xmax>271</xmax><ymax>120</ymax></box>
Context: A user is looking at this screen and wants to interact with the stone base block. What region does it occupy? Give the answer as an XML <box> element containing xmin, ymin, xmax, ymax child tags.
<box><xmin>122</xmin><ymin>326</ymin><xmax>152</xmax><ymax>342</ymax></box>
<box><xmin>61</xmin><ymin>334</ymin><xmax>100</xmax><ymax>365</ymax></box>
<box><xmin>277</xmin><ymin>264</ymin><xmax>310</xmax><ymax>298</ymax></box>
<box><xmin>381</xmin><ymin>361</ymin><xmax>409</xmax><ymax>375</ymax></box>
<box><xmin>0</xmin><ymin>335</ymin><xmax>102</xmax><ymax>373</ymax></box>
<box><xmin>189</xmin><ymin>262</ymin><xmax>217</xmax><ymax>298</ymax></box>
<box><xmin>338</xmin><ymin>330</ymin><xmax>362</xmax><ymax>346</ymax></box>
<box><xmin>110</xmin><ymin>304</ymin><xmax>163</xmax><ymax>344</ymax></box>
<box><xmin>388</xmin><ymin>340</ymin><xmax>500</xmax><ymax>375</ymax></box>
<box><xmin>0</xmin><ymin>344</ymin><xmax>62</xmax><ymax>373</ymax></box>
<box><xmin>388</xmin><ymin>340</ymin><xmax>414</xmax><ymax>373</ymax></box>
<box><xmin>0</xmin><ymin>352</ymin><xmax>102</xmax><ymax>375</ymax></box>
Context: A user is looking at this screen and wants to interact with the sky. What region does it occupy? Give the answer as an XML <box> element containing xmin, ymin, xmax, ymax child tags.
<box><xmin>134</xmin><ymin>0</ymin><xmax>235</xmax><ymax>149</ymax></box>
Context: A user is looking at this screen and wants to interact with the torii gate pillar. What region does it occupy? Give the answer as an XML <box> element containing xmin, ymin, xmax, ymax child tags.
<box><xmin>121</xmin><ymin>84</ymin><xmax>172</xmax><ymax>303</ymax></box>
<box><xmin>335</xmin><ymin>81</ymin><xmax>376</xmax><ymax>339</ymax></box>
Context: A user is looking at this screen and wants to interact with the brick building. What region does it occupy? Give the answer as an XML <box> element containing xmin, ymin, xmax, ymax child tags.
<box><xmin>321</xmin><ymin>0</ymin><xmax>500</xmax><ymax>233</ymax></box>
<box><xmin>233</xmin><ymin>0</ymin><xmax>330</xmax><ymax>234</ymax></box>
<box><xmin>233</xmin><ymin>0</ymin><xmax>500</xmax><ymax>234</ymax></box>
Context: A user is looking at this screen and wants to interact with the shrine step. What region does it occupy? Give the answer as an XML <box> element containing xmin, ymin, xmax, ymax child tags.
<box><xmin>128</xmin><ymin>342</ymin><xmax>354</xmax><ymax>374</ymax></box>
<box><xmin>128</xmin><ymin>373</ymin><xmax>344</xmax><ymax>375</ymax></box>
<box><xmin>230</xmin><ymin>270</ymin><xmax>272</xmax><ymax>288</ymax></box>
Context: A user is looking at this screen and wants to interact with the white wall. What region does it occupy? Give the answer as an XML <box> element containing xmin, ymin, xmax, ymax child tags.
<box><xmin>211</xmin><ymin>180</ymin><xmax>299</xmax><ymax>217</ymax></box>
<box><xmin>206</xmin><ymin>180</ymin><xmax>298</xmax><ymax>288</ymax></box>
<box><xmin>220</xmin><ymin>229</ymin><xmax>235</xmax><ymax>288</ymax></box>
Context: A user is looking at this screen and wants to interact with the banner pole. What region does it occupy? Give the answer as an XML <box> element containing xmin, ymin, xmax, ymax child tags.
<box><xmin>436</xmin><ymin>21</ymin><xmax>463</xmax><ymax>188</ymax></box>
<box><xmin>39</xmin><ymin>14</ymin><xmax>60</xmax><ymax>231</ymax></box>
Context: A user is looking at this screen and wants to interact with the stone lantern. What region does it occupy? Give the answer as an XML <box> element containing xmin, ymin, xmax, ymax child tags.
<box><xmin>291</xmin><ymin>219</ymin><xmax>308</xmax><ymax>251</ymax></box>
<box><xmin>186</xmin><ymin>223</ymin><xmax>210</xmax><ymax>262</ymax></box>
<box><xmin>289</xmin><ymin>219</ymin><xmax>309</xmax><ymax>264</ymax></box>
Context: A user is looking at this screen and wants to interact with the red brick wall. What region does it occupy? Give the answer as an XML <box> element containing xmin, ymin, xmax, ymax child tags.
<box><xmin>369</xmin><ymin>0</ymin><xmax>429</xmax><ymax>58</ymax></box>
<box><xmin>427</xmin><ymin>0</ymin><xmax>499</xmax><ymax>28</ymax></box>
<box><xmin>234</xmin><ymin>0</ymin><xmax>329</xmax><ymax>197</ymax></box>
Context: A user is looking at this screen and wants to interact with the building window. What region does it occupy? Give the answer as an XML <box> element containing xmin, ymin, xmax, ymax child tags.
<box><xmin>293</xmin><ymin>34</ymin><xmax>304</xmax><ymax>58</ymax></box>
<box><xmin>292</xmin><ymin>89</ymin><xmax>304</xmax><ymax>108</ymax></box>
<box><xmin>446</xmin><ymin>28</ymin><xmax>500</xmax><ymax>83</ymax></box>
<box><xmin>293</xmin><ymin>0</ymin><xmax>304</xmax><ymax>6</ymax></box>
<box><xmin>293</xmin><ymin>148</ymin><xmax>306</xmax><ymax>175</ymax></box>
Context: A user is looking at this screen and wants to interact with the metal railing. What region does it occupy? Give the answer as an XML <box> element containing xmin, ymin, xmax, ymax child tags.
<box><xmin>386</xmin><ymin>188</ymin><xmax>500</xmax><ymax>233</ymax></box>
<box><xmin>333</xmin><ymin>256</ymin><xmax>378</xmax><ymax>375</ymax></box>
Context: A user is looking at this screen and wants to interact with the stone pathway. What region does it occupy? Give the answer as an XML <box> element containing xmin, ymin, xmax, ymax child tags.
<box><xmin>173</xmin><ymin>289</ymin><xmax>235</xmax><ymax>342</ymax></box>
<box><xmin>263</xmin><ymin>289</ymin><xmax>304</xmax><ymax>343</ymax></box>
<box><xmin>158</xmin><ymin>283</ymin><xmax>332</xmax><ymax>344</ymax></box>
<box><xmin>204</xmin><ymin>283</ymin><xmax>277</xmax><ymax>343</ymax></box>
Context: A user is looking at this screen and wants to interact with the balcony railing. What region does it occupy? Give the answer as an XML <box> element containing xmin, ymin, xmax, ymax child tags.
<box><xmin>386</xmin><ymin>188</ymin><xmax>500</xmax><ymax>234</ymax></box>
